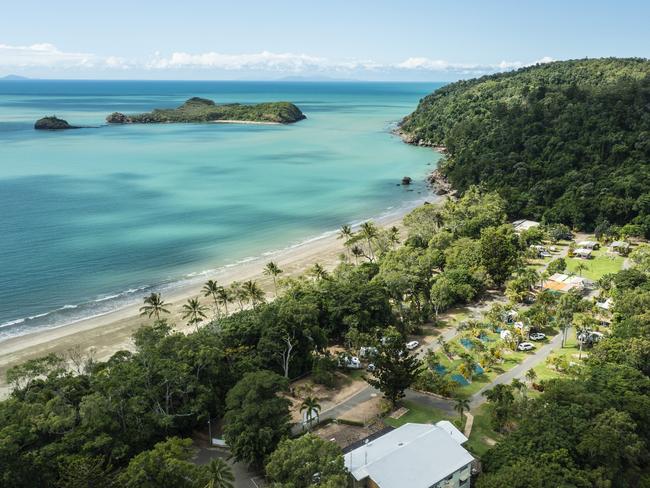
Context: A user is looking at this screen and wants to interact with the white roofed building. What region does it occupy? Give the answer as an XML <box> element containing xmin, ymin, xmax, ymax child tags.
<box><xmin>512</xmin><ymin>219</ymin><xmax>540</xmax><ymax>233</ymax></box>
<box><xmin>344</xmin><ymin>422</ymin><xmax>474</xmax><ymax>488</ymax></box>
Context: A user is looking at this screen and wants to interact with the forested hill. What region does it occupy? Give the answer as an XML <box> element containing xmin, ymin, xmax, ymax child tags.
<box><xmin>400</xmin><ymin>58</ymin><xmax>650</xmax><ymax>233</ymax></box>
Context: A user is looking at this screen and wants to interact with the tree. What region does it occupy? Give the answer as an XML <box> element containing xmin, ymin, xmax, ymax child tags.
<box><xmin>359</xmin><ymin>221</ymin><xmax>379</xmax><ymax>261</ymax></box>
<box><xmin>482</xmin><ymin>384</ymin><xmax>515</xmax><ymax>432</ymax></box>
<box><xmin>350</xmin><ymin>245</ymin><xmax>365</xmax><ymax>264</ymax></box>
<box><xmin>265</xmin><ymin>435</ymin><xmax>348</xmax><ymax>488</ymax></box>
<box><xmin>117</xmin><ymin>437</ymin><xmax>205</xmax><ymax>488</ymax></box>
<box><xmin>337</xmin><ymin>224</ymin><xmax>355</xmax><ymax>259</ymax></box>
<box><xmin>264</xmin><ymin>261</ymin><xmax>283</xmax><ymax>295</ymax></box>
<box><xmin>56</xmin><ymin>455</ymin><xmax>114</xmax><ymax>488</ymax></box>
<box><xmin>366</xmin><ymin>329</ymin><xmax>421</xmax><ymax>405</ymax></box>
<box><xmin>204</xmin><ymin>458</ymin><xmax>235</xmax><ymax>488</ymax></box>
<box><xmin>430</xmin><ymin>276</ymin><xmax>455</xmax><ymax>319</ymax></box>
<box><xmin>630</xmin><ymin>244</ymin><xmax>650</xmax><ymax>273</ymax></box>
<box><xmin>216</xmin><ymin>286</ymin><xmax>231</xmax><ymax>316</ymax></box>
<box><xmin>310</xmin><ymin>263</ymin><xmax>328</xmax><ymax>281</ymax></box>
<box><xmin>454</xmin><ymin>397</ymin><xmax>470</xmax><ymax>423</ymax></box>
<box><xmin>181</xmin><ymin>297</ymin><xmax>209</xmax><ymax>329</ymax></box>
<box><xmin>577</xmin><ymin>408</ymin><xmax>646</xmax><ymax>483</ymax></box>
<box><xmin>139</xmin><ymin>292</ymin><xmax>170</xmax><ymax>321</ymax></box>
<box><xmin>202</xmin><ymin>280</ymin><xmax>221</xmax><ymax>317</ymax></box>
<box><xmin>300</xmin><ymin>396</ymin><xmax>321</xmax><ymax>428</ymax></box>
<box><xmin>479</xmin><ymin>224</ymin><xmax>521</xmax><ymax>287</ymax></box>
<box><xmin>388</xmin><ymin>226</ymin><xmax>401</xmax><ymax>248</ymax></box>
<box><xmin>525</xmin><ymin>368</ymin><xmax>537</xmax><ymax>384</ymax></box>
<box><xmin>223</xmin><ymin>371</ymin><xmax>291</xmax><ymax>468</ymax></box>
<box><xmin>574</xmin><ymin>261</ymin><xmax>589</xmax><ymax>277</ymax></box>
<box><xmin>229</xmin><ymin>281</ymin><xmax>247</xmax><ymax>311</ymax></box>
<box><xmin>243</xmin><ymin>280</ymin><xmax>265</xmax><ymax>308</ymax></box>
<box><xmin>546</xmin><ymin>257</ymin><xmax>567</xmax><ymax>275</ymax></box>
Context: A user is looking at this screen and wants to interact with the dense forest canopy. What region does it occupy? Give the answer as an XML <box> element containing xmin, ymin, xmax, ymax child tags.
<box><xmin>400</xmin><ymin>58</ymin><xmax>650</xmax><ymax>232</ymax></box>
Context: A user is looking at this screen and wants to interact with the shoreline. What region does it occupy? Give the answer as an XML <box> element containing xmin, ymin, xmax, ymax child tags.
<box><xmin>0</xmin><ymin>195</ymin><xmax>438</xmax><ymax>398</ymax></box>
<box><xmin>210</xmin><ymin>119</ymin><xmax>282</xmax><ymax>125</ymax></box>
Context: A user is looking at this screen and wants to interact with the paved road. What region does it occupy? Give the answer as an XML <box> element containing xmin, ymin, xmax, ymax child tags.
<box><xmin>294</xmin><ymin>244</ymin><xmax>574</xmax><ymax>424</ymax></box>
<box><xmin>469</xmin><ymin>329</ymin><xmax>565</xmax><ymax>408</ymax></box>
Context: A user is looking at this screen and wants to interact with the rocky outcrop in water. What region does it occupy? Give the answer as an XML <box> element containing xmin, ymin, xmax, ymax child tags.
<box><xmin>34</xmin><ymin>116</ymin><xmax>78</xmax><ymax>130</ymax></box>
<box><xmin>106</xmin><ymin>112</ymin><xmax>132</xmax><ymax>124</ymax></box>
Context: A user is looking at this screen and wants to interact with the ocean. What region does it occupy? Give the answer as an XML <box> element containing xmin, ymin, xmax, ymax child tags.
<box><xmin>0</xmin><ymin>80</ymin><xmax>442</xmax><ymax>339</ymax></box>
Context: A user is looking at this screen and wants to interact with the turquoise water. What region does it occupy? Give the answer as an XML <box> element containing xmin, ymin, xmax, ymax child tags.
<box><xmin>0</xmin><ymin>81</ymin><xmax>442</xmax><ymax>339</ymax></box>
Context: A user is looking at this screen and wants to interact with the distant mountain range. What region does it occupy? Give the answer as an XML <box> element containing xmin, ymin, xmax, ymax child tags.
<box><xmin>0</xmin><ymin>74</ymin><xmax>31</xmax><ymax>80</ymax></box>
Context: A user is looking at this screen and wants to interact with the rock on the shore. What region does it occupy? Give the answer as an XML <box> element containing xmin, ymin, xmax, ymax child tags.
<box><xmin>401</xmin><ymin>176</ymin><xmax>412</xmax><ymax>185</ymax></box>
<box><xmin>106</xmin><ymin>112</ymin><xmax>132</xmax><ymax>124</ymax></box>
<box><xmin>34</xmin><ymin>116</ymin><xmax>76</xmax><ymax>130</ymax></box>
<box><xmin>426</xmin><ymin>169</ymin><xmax>453</xmax><ymax>195</ymax></box>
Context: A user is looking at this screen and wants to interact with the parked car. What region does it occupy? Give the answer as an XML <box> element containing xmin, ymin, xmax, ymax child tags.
<box><xmin>359</xmin><ymin>346</ymin><xmax>378</xmax><ymax>359</ymax></box>
<box><xmin>341</xmin><ymin>356</ymin><xmax>362</xmax><ymax>369</ymax></box>
<box><xmin>500</xmin><ymin>329</ymin><xmax>513</xmax><ymax>340</ymax></box>
<box><xmin>578</xmin><ymin>330</ymin><xmax>604</xmax><ymax>345</ymax></box>
<box><xmin>517</xmin><ymin>342</ymin><xmax>535</xmax><ymax>351</ymax></box>
<box><xmin>367</xmin><ymin>363</ymin><xmax>376</xmax><ymax>373</ymax></box>
<box><xmin>406</xmin><ymin>340</ymin><xmax>420</xmax><ymax>350</ymax></box>
<box><xmin>529</xmin><ymin>332</ymin><xmax>546</xmax><ymax>341</ymax></box>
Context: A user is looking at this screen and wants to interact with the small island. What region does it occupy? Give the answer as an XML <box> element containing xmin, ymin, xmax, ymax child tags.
<box><xmin>34</xmin><ymin>116</ymin><xmax>79</xmax><ymax>130</ymax></box>
<box><xmin>106</xmin><ymin>97</ymin><xmax>306</xmax><ymax>125</ymax></box>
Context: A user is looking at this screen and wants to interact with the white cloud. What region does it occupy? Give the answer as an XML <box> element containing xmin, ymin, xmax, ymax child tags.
<box><xmin>147</xmin><ymin>50</ymin><xmax>328</xmax><ymax>71</ymax></box>
<box><xmin>0</xmin><ymin>42</ymin><xmax>555</xmax><ymax>78</ymax></box>
<box><xmin>0</xmin><ymin>43</ymin><xmax>95</xmax><ymax>68</ymax></box>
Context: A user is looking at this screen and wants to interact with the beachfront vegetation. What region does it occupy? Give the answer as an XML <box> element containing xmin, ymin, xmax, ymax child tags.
<box><xmin>106</xmin><ymin>97</ymin><xmax>306</xmax><ymax>124</ymax></box>
<box><xmin>401</xmin><ymin>58</ymin><xmax>650</xmax><ymax>232</ymax></box>
<box><xmin>0</xmin><ymin>187</ymin><xmax>524</xmax><ymax>487</ymax></box>
<box><xmin>1</xmin><ymin>181</ymin><xmax>649</xmax><ymax>486</ymax></box>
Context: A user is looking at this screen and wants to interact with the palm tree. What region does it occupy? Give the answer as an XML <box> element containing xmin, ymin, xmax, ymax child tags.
<box><xmin>388</xmin><ymin>226</ymin><xmax>401</xmax><ymax>249</ymax></box>
<box><xmin>229</xmin><ymin>281</ymin><xmax>246</xmax><ymax>311</ymax></box>
<box><xmin>575</xmin><ymin>261</ymin><xmax>588</xmax><ymax>277</ymax></box>
<box><xmin>359</xmin><ymin>221</ymin><xmax>378</xmax><ymax>261</ymax></box>
<box><xmin>525</xmin><ymin>368</ymin><xmax>537</xmax><ymax>385</ymax></box>
<box><xmin>243</xmin><ymin>280</ymin><xmax>265</xmax><ymax>308</ymax></box>
<box><xmin>216</xmin><ymin>286</ymin><xmax>231</xmax><ymax>316</ymax></box>
<box><xmin>351</xmin><ymin>245</ymin><xmax>365</xmax><ymax>264</ymax></box>
<box><xmin>338</xmin><ymin>224</ymin><xmax>354</xmax><ymax>241</ymax></box>
<box><xmin>459</xmin><ymin>353</ymin><xmax>478</xmax><ymax>383</ymax></box>
<box><xmin>204</xmin><ymin>458</ymin><xmax>234</xmax><ymax>488</ymax></box>
<box><xmin>511</xmin><ymin>378</ymin><xmax>527</xmax><ymax>396</ymax></box>
<box><xmin>310</xmin><ymin>263</ymin><xmax>328</xmax><ymax>281</ymax></box>
<box><xmin>437</xmin><ymin>336</ymin><xmax>453</xmax><ymax>360</ymax></box>
<box><xmin>181</xmin><ymin>297</ymin><xmax>209</xmax><ymax>329</ymax></box>
<box><xmin>300</xmin><ymin>396</ymin><xmax>322</xmax><ymax>428</ymax></box>
<box><xmin>139</xmin><ymin>293</ymin><xmax>170</xmax><ymax>321</ymax></box>
<box><xmin>202</xmin><ymin>280</ymin><xmax>221</xmax><ymax>317</ymax></box>
<box><xmin>454</xmin><ymin>397</ymin><xmax>470</xmax><ymax>423</ymax></box>
<box><xmin>263</xmin><ymin>261</ymin><xmax>283</xmax><ymax>295</ymax></box>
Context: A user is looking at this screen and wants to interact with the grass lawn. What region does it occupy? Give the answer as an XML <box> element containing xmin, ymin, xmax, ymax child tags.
<box><xmin>384</xmin><ymin>400</ymin><xmax>460</xmax><ymax>429</ymax></box>
<box><xmin>565</xmin><ymin>248</ymin><xmax>624</xmax><ymax>281</ymax></box>
<box><xmin>466</xmin><ymin>404</ymin><xmax>502</xmax><ymax>457</ymax></box>
<box><xmin>532</xmin><ymin>333</ymin><xmax>585</xmax><ymax>381</ymax></box>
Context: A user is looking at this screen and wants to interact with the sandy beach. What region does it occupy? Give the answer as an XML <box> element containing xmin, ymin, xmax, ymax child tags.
<box><xmin>0</xmin><ymin>198</ymin><xmax>435</xmax><ymax>398</ymax></box>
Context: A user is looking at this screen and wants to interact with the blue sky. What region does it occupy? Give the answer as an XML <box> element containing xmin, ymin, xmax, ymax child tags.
<box><xmin>1</xmin><ymin>0</ymin><xmax>648</xmax><ymax>80</ymax></box>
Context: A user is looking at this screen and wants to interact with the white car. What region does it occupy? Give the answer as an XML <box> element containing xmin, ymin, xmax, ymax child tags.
<box><xmin>367</xmin><ymin>363</ymin><xmax>376</xmax><ymax>372</ymax></box>
<box><xmin>343</xmin><ymin>356</ymin><xmax>362</xmax><ymax>369</ymax></box>
<box><xmin>406</xmin><ymin>340</ymin><xmax>420</xmax><ymax>350</ymax></box>
<box><xmin>517</xmin><ymin>342</ymin><xmax>535</xmax><ymax>351</ymax></box>
<box><xmin>529</xmin><ymin>332</ymin><xmax>546</xmax><ymax>341</ymax></box>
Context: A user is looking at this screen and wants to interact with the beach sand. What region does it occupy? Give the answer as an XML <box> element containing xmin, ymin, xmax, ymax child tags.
<box><xmin>0</xmin><ymin>199</ymin><xmax>434</xmax><ymax>398</ymax></box>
